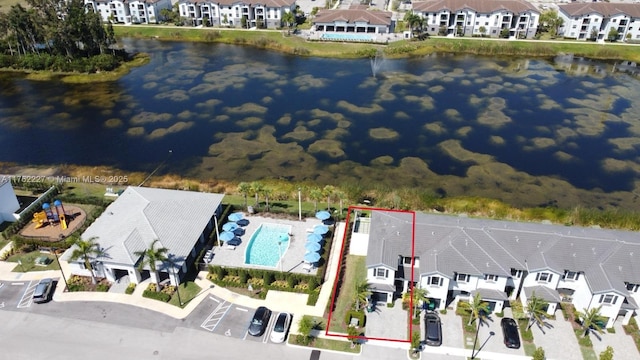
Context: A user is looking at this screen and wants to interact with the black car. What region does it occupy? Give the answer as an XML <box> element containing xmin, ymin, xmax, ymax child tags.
<box><xmin>501</xmin><ymin>317</ymin><xmax>521</xmax><ymax>349</ymax></box>
<box><xmin>424</xmin><ymin>312</ymin><xmax>442</xmax><ymax>346</ymax></box>
<box><xmin>248</xmin><ymin>306</ymin><xmax>272</xmax><ymax>336</ymax></box>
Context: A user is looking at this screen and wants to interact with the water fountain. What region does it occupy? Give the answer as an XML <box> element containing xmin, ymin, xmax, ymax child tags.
<box><xmin>370</xmin><ymin>49</ymin><xmax>385</xmax><ymax>78</ymax></box>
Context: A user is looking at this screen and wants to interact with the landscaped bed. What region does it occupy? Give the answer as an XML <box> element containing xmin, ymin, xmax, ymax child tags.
<box><xmin>67</xmin><ymin>275</ymin><xmax>111</xmax><ymax>292</ymax></box>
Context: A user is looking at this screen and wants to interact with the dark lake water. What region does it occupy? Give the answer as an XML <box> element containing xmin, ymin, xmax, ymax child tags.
<box><xmin>2</xmin><ymin>39</ymin><xmax>640</xmax><ymax>210</ymax></box>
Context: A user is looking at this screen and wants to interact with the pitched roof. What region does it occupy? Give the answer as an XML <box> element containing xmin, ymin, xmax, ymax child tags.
<box><xmin>367</xmin><ymin>211</ymin><xmax>640</xmax><ymax>295</ymax></box>
<box><xmin>523</xmin><ymin>285</ymin><xmax>562</xmax><ymax>303</ymax></box>
<box><xmin>179</xmin><ymin>0</ymin><xmax>295</xmax><ymax>7</ymax></box>
<box><xmin>558</xmin><ymin>3</ymin><xmax>640</xmax><ymax>18</ymax></box>
<box><xmin>68</xmin><ymin>186</ymin><xmax>223</xmax><ymax>267</ymax></box>
<box><xmin>313</xmin><ymin>9</ymin><xmax>393</xmax><ymax>26</ymax></box>
<box><xmin>412</xmin><ymin>0</ymin><xmax>538</xmax><ymax>14</ymax></box>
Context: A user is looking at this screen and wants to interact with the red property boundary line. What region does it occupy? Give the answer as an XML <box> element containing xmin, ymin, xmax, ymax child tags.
<box><xmin>325</xmin><ymin>206</ymin><xmax>416</xmax><ymax>343</ymax></box>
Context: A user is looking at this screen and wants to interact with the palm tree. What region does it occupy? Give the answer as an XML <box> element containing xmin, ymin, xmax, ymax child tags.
<box><xmin>335</xmin><ymin>189</ymin><xmax>347</xmax><ymax>216</ymax></box>
<box><xmin>281</xmin><ymin>10</ymin><xmax>295</xmax><ymax>35</ymax></box>
<box><xmin>323</xmin><ymin>185</ymin><xmax>335</xmax><ymax>211</ymax></box>
<box><xmin>237</xmin><ymin>182</ymin><xmax>250</xmax><ymax>209</ymax></box>
<box><xmin>577</xmin><ymin>306</ymin><xmax>606</xmax><ymax>337</ymax></box>
<box><xmin>68</xmin><ymin>236</ymin><xmax>101</xmax><ymax>284</ymax></box>
<box><xmin>354</xmin><ymin>281</ymin><xmax>371</xmax><ymax>310</ymax></box>
<box><xmin>459</xmin><ymin>293</ymin><xmax>491</xmax><ymax>325</ymax></box>
<box><xmin>134</xmin><ymin>239</ymin><xmax>169</xmax><ymax>291</ymax></box>
<box><xmin>250</xmin><ymin>181</ymin><xmax>263</xmax><ymax>208</ymax></box>
<box><xmin>262</xmin><ymin>186</ymin><xmax>272</xmax><ymax>212</ymax></box>
<box><xmin>403</xmin><ymin>11</ymin><xmax>420</xmax><ymax>38</ymax></box>
<box><xmin>309</xmin><ymin>187</ymin><xmax>324</xmax><ymax>213</ymax></box>
<box><xmin>526</xmin><ymin>292</ymin><xmax>549</xmax><ymax>330</ymax></box>
<box><xmin>403</xmin><ymin>286</ymin><xmax>429</xmax><ymax>317</ymax></box>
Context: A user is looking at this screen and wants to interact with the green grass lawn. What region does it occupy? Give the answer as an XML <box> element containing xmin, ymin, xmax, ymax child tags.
<box><xmin>7</xmin><ymin>251</ymin><xmax>60</xmax><ymax>272</ymax></box>
<box><xmin>0</xmin><ymin>0</ymin><xmax>22</xmax><ymax>12</ymax></box>
<box><xmin>288</xmin><ymin>335</ymin><xmax>360</xmax><ymax>354</ymax></box>
<box><xmin>169</xmin><ymin>281</ymin><xmax>202</xmax><ymax>308</ymax></box>
<box><xmin>328</xmin><ymin>255</ymin><xmax>366</xmax><ymax>333</ymax></box>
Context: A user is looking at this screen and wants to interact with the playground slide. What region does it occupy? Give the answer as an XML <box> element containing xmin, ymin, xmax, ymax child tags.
<box><xmin>59</xmin><ymin>214</ymin><xmax>67</xmax><ymax>230</ymax></box>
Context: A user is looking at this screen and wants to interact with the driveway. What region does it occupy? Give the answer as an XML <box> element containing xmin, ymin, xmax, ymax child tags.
<box><xmin>474</xmin><ymin>310</ymin><xmax>526</xmax><ymax>357</ymax></box>
<box><xmin>365</xmin><ymin>299</ymin><xmax>408</xmax><ymax>341</ymax></box>
<box><xmin>531</xmin><ymin>315</ymin><xmax>582</xmax><ymax>360</ymax></box>
<box><xmin>591</xmin><ymin>322</ymin><xmax>640</xmax><ymax>360</ymax></box>
<box><xmin>439</xmin><ymin>310</ymin><xmax>464</xmax><ymax>348</ymax></box>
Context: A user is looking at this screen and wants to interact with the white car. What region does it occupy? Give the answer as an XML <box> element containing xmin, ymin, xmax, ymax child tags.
<box><xmin>270</xmin><ymin>312</ymin><xmax>291</xmax><ymax>343</ymax></box>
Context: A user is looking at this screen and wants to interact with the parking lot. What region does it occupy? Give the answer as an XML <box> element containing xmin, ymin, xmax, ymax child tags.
<box><xmin>0</xmin><ymin>278</ymin><xmax>58</xmax><ymax>309</ymax></box>
<box><xmin>195</xmin><ymin>294</ymin><xmax>290</xmax><ymax>345</ymax></box>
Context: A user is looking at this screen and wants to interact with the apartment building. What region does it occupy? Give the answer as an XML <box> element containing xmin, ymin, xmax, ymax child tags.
<box><xmin>558</xmin><ymin>3</ymin><xmax>640</xmax><ymax>41</ymax></box>
<box><xmin>178</xmin><ymin>0</ymin><xmax>296</xmax><ymax>28</ymax></box>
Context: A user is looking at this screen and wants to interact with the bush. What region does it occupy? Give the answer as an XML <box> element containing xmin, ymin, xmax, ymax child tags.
<box><xmin>143</xmin><ymin>289</ymin><xmax>171</xmax><ymax>302</ymax></box>
<box><xmin>344</xmin><ymin>310</ymin><xmax>366</xmax><ymax>327</ymax></box>
<box><xmin>532</xmin><ymin>346</ymin><xmax>545</xmax><ymax>360</ymax></box>
<box><xmin>96</xmin><ymin>283</ymin><xmax>110</xmax><ymax>292</ymax></box>
<box><xmin>440</xmin><ymin>309</ymin><xmax>447</xmax><ymax>315</ymax></box>
<box><xmin>239</xmin><ymin>271</ymin><xmax>249</xmax><ymax>285</ymax></box>
<box><xmin>307</xmin><ymin>291</ymin><xmax>320</xmax><ymax>306</ymax></box>
<box><xmin>495</xmin><ymin>311</ymin><xmax>504</xmax><ymax>318</ymax></box>
<box><xmin>125</xmin><ymin>283</ymin><xmax>136</xmax><ymax>295</ymax></box>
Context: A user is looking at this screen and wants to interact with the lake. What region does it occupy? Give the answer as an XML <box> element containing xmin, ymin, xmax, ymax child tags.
<box><xmin>1</xmin><ymin>39</ymin><xmax>640</xmax><ymax>210</ymax></box>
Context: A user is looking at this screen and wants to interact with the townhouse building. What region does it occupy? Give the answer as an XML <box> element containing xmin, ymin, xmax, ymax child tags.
<box><xmin>84</xmin><ymin>0</ymin><xmax>172</xmax><ymax>24</ymax></box>
<box><xmin>361</xmin><ymin>210</ymin><xmax>640</xmax><ymax>328</ymax></box>
<box><xmin>557</xmin><ymin>3</ymin><xmax>640</xmax><ymax>41</ymax></box>
<box><xmin>312</xmin><ymin>7</ymin><xmax>395</xmax><ymax>35</ymax></box>
<box><xmin>177</xmin><ymin>0</ymin><xmax>296</xmax><ymax>28</ymax></box>
<box><xmin>411</xmin><ymin>0</ymin><xmax>539</xmax><ymax>39</ymax></box>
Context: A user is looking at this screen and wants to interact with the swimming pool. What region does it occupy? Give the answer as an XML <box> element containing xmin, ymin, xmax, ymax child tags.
<box><xmin>320</xmin><ymin>33</ymin><xmax>374</xmax><ymax>42</ymax></box>
<box><xmin>244</xmin><ymin>223</ymin><xmax>292</xmax><ymax>267</ymax></box>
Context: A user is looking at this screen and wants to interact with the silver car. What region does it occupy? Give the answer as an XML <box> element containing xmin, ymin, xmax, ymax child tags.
<box><xmin>33</xmin><ymin>278</ymin><xmax>53</xmax><ymax>303</ymax></box>
<box><xmin>270</xmin><ymin>312</ymin><xmax>291</xmax><ymax>343</ymax></box>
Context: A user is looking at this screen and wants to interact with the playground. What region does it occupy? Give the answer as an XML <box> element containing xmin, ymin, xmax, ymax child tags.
<box><xmin>19</xmin><ymin>200</ymin><xmax>86</xmax><ymax>241</ymax></box>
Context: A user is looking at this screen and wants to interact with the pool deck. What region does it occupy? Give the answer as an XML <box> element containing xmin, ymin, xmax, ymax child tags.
<box><xmin>208</xmin><ymin>213</ymin><xmax>326</xmax><ymax>275</ymax></box>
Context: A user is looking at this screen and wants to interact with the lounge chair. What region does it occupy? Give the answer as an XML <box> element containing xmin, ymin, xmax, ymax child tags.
<box><xmin>225</xmin><ymin>245</ymin><xmax>236</xmax><ymax>250</ymax></box>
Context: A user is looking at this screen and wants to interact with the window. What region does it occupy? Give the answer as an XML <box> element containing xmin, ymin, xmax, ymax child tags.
<box><xmin>626</xmin><ymin>283</ymin><xmax>639</xmax><ymax>293</ymax></box>
<box><xmin>484</xmin><ymin>274</ymin><xmax>498</xmax><ymax>282</ymax></box>
<box><xmin>599</xmin><ymin>294</ymin><xmax>618</xmax><ymax>305</ymax></box>
<box><xmin>456</xmin><ymin>273</ymin><xmax>470</xmax><ymax>282</ymax></box>
<box><xmin>564</xmin><ymin>271</ymin><xmax>579</xmax><ymax>281</ymax></box>
<box><xmin>429</xmin><ymin>276</ymin><xmax>443</xmax><ymax>286</ymax></box>
<box><xmin>535</xmin><ymin>272</ymin><xmax>553</xmax><ymax>283</ymax></box>
<box><xmin>511</xmin><ymin>269</ymin><xmax>522</xmax><ymax>278</ymax></box>
<box><xmin>376</xmin><ymin>268</ymin><xmax>389</xmax><ymax>278</ymax></box>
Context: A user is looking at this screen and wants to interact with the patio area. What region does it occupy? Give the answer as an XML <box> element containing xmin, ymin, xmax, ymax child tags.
<box><xmin>207</xmin><ymin>213</ymin><xmax>327</xmax><ymax>275</ymax></box>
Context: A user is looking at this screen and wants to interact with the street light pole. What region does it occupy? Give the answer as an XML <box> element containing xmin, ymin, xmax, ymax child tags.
<box><xmin>298</xmin><ymin>188</ymin><xmax>302</xmax><ymax>221</ymax></box>
<box><xmin>172</xmin><ymin>264</ymin><xmax>183</xmax><ymax>307</ymax></box>
<box><xmin>471</xmin><ymin>318</ymin><xmax>495</xmax><ymax>359</ymax></box>
<box><xmin>52</xmin><ymin>248</ymin><xmax>69</xmax><ymax>292</ymax></box>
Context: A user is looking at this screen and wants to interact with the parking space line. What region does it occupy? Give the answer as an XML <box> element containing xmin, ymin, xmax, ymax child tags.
<box><xmin>200</xmin><ymin>300</ymin><xmax>232</xmax><ymax>332</ymax></box>
<box><xmin>242</xmin><ymin>329</ymin><xmax>249</xmax><ymax>340</ymax></box>
<box><xmin>235</xmin><ymin>307</ymin><xmax>248</xmax><ymax>312</ymax></box>
<box><xmin>209</xmin><ymin>296</ymin><xmax>220</xmax><ymax>303</ymax></box>
<box><xmin>11</xmin><ymin>283</ymin><xmax>24</xmax><ymax>286</ymax></box>
<box><xmin>262</xmin><ymin>314</ymin><xmax>277</xmax><ymax>343</ymax></box>
<box><xmin>17</xmin><ymin>280</ymin><xmax>36</xmax><ymax>308</ymax></box>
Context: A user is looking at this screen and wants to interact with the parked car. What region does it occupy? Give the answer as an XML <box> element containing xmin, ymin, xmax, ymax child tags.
<box><xmin>270</xmin><ymin>312</ymin><xmax>291</xmax><ymax>343</ymax></box>
<box><xmin>501</xmin><ymin>317</ymin><xmax>521</xmax><ymax>349</ymax></box>
<box><xmin>248</xmin><ymin>306</ymin><xmax>272</xmax><ymax>336</ymax></box>
<box><xmin>33</xmin><ymin>278</ymin><xmax>54</xmax><ymax>303</ymax></box>
<box><xmin>424</xmin><ymin>312</ymin><xmax>442</xmax><ymax>346</ymax></box>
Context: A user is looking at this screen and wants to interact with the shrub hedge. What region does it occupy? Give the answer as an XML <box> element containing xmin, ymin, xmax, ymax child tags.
<box><xmin>344</xmin><ymin>310</ymin><xmax>366</xmax><ymax>327</ymax></box>
<box><xmin>143</xmin><ymin>290</ymin><xmax>171</xmax><ymax>302</ymax></box>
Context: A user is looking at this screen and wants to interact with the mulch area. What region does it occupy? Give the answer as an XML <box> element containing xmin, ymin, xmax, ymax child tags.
<box><xmin>19</xmin><ymin>205</ymin><xmax>86</xmax><ymax>241</ymax></box>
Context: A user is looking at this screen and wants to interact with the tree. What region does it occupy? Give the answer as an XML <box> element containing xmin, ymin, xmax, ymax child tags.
<box><xmin>500</xmin><ymin>27</ymin><xmax>510</xmax><ymax>38</ymax></box>
<box><xmin>250</xmin><ymin>181</ymin><xmax>264</xmax><ymax>208</ymax></box>
<box><xmin>346</xmin><ymin>325</ymin><xmax>360</xmax><ymax>348</ymax></box>
<box><xmin>590</xmin><ymin>27</ymin><xmax>598</xmax><ymax>41</ymax></box>
<box><xmin>403</xmin><ymin>11</ymin><xmax>420</xmax><ymax>38</ymax></box>
<box><xmin>309</xmin><ymin>188</ymin><xmax>324</xmax><ymax>213</ymax></box>
<box><xmin>354</xmin><ymin>281</ymin><xmax>371</xmax><ymax>310</ymax></box>
<box><xmin>532</xmin><ymin>346</ymin><xmax>545</xmax><ymax>360</ymax></box>
<box><xmin>608</xmin><ymin>28</ymin><xmax>619</xmax><ymax>42</ymax></box>
<box><xmin>68</xmin><ymin>236</ymin><xmax>101</xmax><ymax>284</ymax></box>
<box><xmin>323</xmin><ymin>185</ymin><xmax>335</xmax><ymax>211</ymax></box>
<box><xmin>479</xmin><ymin>26</ymin><xmax>486</xmax><ymax>37</ymax></box>
<box><xmin>577</xmin><ymin>306</ymin><xmax>606</xmax><ymax>337</ymax></box>
<box><xmin>335</xmin><ymin>189</ymin><xmax>347</xmax><ymax>216</ymax></box>
<box><xmin>526</xmin><ymin>292</ymin><xmax>549</xmax><ymax>331</ymax></box>
<box><xmin>262</xmin><ymin>186</ymin><xmax>272</xmax><ymax>212</ymax></box>
<box><xmin>237</xmin><ymin>182</ymin><xmax>250</xmax><ymax>209</ymax></box>
<box><xmin>297</xmin><ymin>315</ymin><xmax>316</xmax><ymax>345</ymax></box>
<box><xmin>459</xmin><ymin>293</ymin><xmax>491</xmax><ymax>325</ymax></box>
<box><xmin>403</xmin><ymin>286</ymin><xmax>429</xmax><ymax>318</ymax></box>
<box><xmin>281</xmin><ymin>10</ymin><xmax>295</xmax><ymax>35</ymax></box>
<box><xmin>599</xmin><ymin>346</ymin><xmax>614</xmax><ymax>360</ymax></box>
<box><xmin>134</xmin><ymin>239</ymin><xmax>169</xmax><ymax>291</ymax></box>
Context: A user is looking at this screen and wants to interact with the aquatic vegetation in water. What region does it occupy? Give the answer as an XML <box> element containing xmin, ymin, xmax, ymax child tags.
<box><xmin>211</xmin><ymin>114</ymin><xmax>230</xmax><ymax>122</ymax></box>
<box><xmin>477</xmin><ymin>97</ymin><xmax>511</xmax><ymax>128</ymax></box>
<box><xmin>527</xmin><ymin>137</ymin><xmax>556</xmax><ymax>151</ymax></box>
<box><xmin>553</xmin><ymin>151</ymin><xmax>574</xmax><ymax>162</ymax></box>
<box><xmin>325</xmin><ymin>128</ymin><xmax>349</xmax><ymax>140</ymax></box>
<box><xmin>224</xmin><ymin>102</ymin><xmax>268</xmax><ymax>115</ymax></box>
<box><xmin>127</xmin><ymin>126</ymin><xmax>145</xmax><ymax>137</ymax></box>
<box><xmin>444</xmin><ymin>109</ymin><xmax>463</xmax><ymax>122</ymax></box>
<box><xmin>262</xmin><ymin>96</ymin><xmax>273</xmax><ymax>104</ymax></box>
<box><xmin>456</xmin><ymin>126</ymin><xmax>472</xmax><ymax>138</ymax></box>
<box><xmin>336</xmin><ymin>100</ymin><xmax>383</xmax><ymax>115</ymax></box>
<box><xmin>130</xmin><ymin>112</ymin><xmax>173</xmax><ymax>125</ymax></box>
<box><xmin>195</xmin><ymin>99</ymin><xmax>222</xmax><ymax>109</ymax></box>
<box><xmin>601</xmin><ymin>158</ymin><xmax>635</xmax><ymax>173</ymax></box>
<box><xmin>292</xmin><ymin>74</ymin><xmax>329</xmax><ymax>91</ymax></box>
<box><xmin>309</xmin><ymin>108</ymin><xmax>347</xmax><ymax>123</ymax></box>
<box><xmin>490</xmin><ymin>135</ymin><xmax>505</xmax><ymax>145</ymax></box>
<box><xmin>147</xmin><ymin>121</ymin><xmax>194</xmax><ymax>140</ymax></box>
<box><xmin>609</xmin><ymin>137</ymin><xmax>640</xmax><ymax>153</ymax></box>
<box><xmin>189</xmin><ymin>83</ymin><xmax>219</xmax><ymax>95</ymax></box>
<box><xmin>277</xmin><ymin>114</ymin><xmax>292</xmax><ymax>126</ymax></box>
<box><xmin>283</xmin><ymin>126</ymin><xmax>316</xmax><ymax>142</ymax></box>
<box><xmin>371</xmin><ymin>156</ymin><xmax>394</xmax><ymax>166</ymax></box>
<box><xmin>236</xmin><ymin>116</ymin><xmax>263</xmax><ymax>128</ymax></box>
<box><xmin>405</xmin><ymin>95</ymin><xmax>435</xmax><ymax>110</ymax></box>
<box><xmin>424</xmin><ymin>122</ymin><xmax>446</xmax><ymax>135</ymax></box>
<box><xmin>438</xmin><ymin>139</ymin><xmax>493</xmax><ymax>164</ymax></box>
<box><xmin>308</xmin><ymin>139</ymin><xmax>346</xmax><ymax>158</ymax></box>
<box><xmin>104</xmin><ymin>118</ymin><xmax>123</xmax><ymax>128</ymax></box>
<box><xmin>143</xmin><ymin>82</ymin><xmax>158</xmax><ymax>89</ymax></box>
<box><xmin>369</xmin><ymin>127</ymin><xmax>399</xmax><ymax>141</ymax></box>
<box><xmin>154</xmin><ymin>89</ymin><xmax>190</xmax><ymax>102</ymax></box>
<box><xmin>394</xmin><ymin>111</ymin><xmax>410</xmax><ymax>119</ymax></box>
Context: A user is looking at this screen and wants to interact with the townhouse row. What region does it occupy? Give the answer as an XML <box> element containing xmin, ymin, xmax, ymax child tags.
<box><xmin>353</xmin><ymin>210</ymin><xmax>640</xmax><ymax>328</ymax></box>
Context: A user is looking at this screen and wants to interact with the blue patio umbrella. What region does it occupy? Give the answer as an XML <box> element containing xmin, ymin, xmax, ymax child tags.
<box><xmin>307</xmin><ymin>233</ymin><xmax>322</xmax><ymax>242</ymax></box>
<box><xmin>313</xmin><ymin>225</ymin><xmax>329</xmax><ymax>235</ymax></box>
<box><xmin>315</xmin><ymin>210</ymin><xmax>331</xmax><ymax>221</ymax></box>
<box><xmin>305</xmin><ymin>241</ymin><xmax>321</xmax><ymax>252</ymax></box>
<box><xmin>219</xmin><ymin>231</ymin><xmax>235</xmax><ymax>241</ymax></box>
<box><xmin>222</xmin><ymin>222</ymin><xmax>239</xmax><ymax>232</ymax></box>
<box><xmin>229</xmin><ymin>212</ymin><xmax>244</xmax><ymax>222</ymax></box>
<box><xmin>304</xmin><ymin>251</ymin><xmax>321</xmax><ymax>263</ymax></box>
